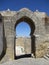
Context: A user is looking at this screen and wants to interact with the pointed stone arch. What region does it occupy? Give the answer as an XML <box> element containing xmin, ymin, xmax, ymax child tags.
<box><xmin>12</xmin><ymin>8</ymin><xmax>38</xmax><ymax>29</ymax></box>
<box><xmin>11</xmin><ymin>8</ymin><xmax>40</xmax><ymax>58</ymax></box>
<box><xmin>12</xmin><ymin>8</ymin><xmax>40</xmax><ymax>36</ymax></box>
<box><xmin>11</xmin><ymin>8</ymin><xmax>45</xmax><ymax>58</ymax></box>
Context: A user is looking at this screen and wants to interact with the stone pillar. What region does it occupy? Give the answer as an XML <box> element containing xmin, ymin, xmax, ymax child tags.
<box><xmin>6</xmin><ymin>35</ymin><xmax>14</xmax><ymax>60</ymax></box>
<box><xmin>0</xmin><ymin>36</ymin><xmax>14</xmax><ymax>63</ymax></box>
<box><xmin>0</xmin><ymin>17</ymin><xmax>15</xmax><ymax>63</ymax></box>
<box><xmin>6</xmin><ymin>36</ymin><xmax>14</xmax><ymax>60</ymax></box>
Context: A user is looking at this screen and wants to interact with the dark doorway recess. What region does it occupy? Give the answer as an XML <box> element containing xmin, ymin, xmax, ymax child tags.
<box><xmin>15</xmin><ymin>54</ymin><xmax>31</xmax><ymax>59</ymax></box>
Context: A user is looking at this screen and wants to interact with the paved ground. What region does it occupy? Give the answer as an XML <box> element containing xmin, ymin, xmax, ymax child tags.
<box><xmin>0</xmin><ymin>58</ymin><xmax>49</xmax><ymax>65</ymax></box>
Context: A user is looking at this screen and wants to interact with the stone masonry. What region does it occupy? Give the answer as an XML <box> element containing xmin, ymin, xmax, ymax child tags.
<box><xmin>0</xmin><ymin>8</ymin><xmax>49</xmax><ymax>63</ymax></box>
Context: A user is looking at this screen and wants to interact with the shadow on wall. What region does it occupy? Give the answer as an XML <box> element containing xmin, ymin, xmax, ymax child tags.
<box><xmin>31</xmin><ymin>35</ymin><xmax>36</xmax><ymax>58</ymax></box>
<box><xmin>0</xmin><ymin>23</ymin><xmax>7</xmax><ymax>61</ymax></box>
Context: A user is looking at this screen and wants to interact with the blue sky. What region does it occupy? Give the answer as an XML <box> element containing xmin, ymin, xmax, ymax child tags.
<box><xmin>0</xmin><ymin>0</ymin><xmax>49</xmax><ymax>15</ymax></box>
<box><xmin>0</xmin><ymin>0</ymin><xmax>49</xmax><ymax>37</ymax></box>
<box><xmin>16</xmin><ymin>22</ymin><xmax>31</xmax><ymax>37</ymax></box>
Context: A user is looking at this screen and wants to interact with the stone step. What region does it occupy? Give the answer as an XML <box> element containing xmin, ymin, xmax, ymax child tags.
<box><xmin>46</xmin><ymin>54</ymin><xmax>49</xmax><ymax>58</ymax></box>
<box><xmin>43</xmin><ymin>54</ymin><xmax>49</xmax><ymax>60</ymax></box>
<box><xmin>44</xmin><ymin>55</ymin><xmax>48</xmax><ymax>59</ymax></box>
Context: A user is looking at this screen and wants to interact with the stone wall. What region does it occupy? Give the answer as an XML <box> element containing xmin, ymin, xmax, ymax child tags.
<box><xmin>0</xmin><ymin>8</ymin><xmax>49</xmax><ymax>63</ymax></box>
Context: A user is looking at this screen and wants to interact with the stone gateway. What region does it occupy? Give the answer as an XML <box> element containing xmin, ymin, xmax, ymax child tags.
<box><xmin>0</xmin><ymin>8</ymin><xmax>49</xmax><ymax>63</ymax></box>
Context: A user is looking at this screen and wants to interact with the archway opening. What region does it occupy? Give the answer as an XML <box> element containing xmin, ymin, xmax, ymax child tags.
<box><xmin>16</xmin><ymin>21</ymin><xmax>31</xmax><ymax>37</ymax></box>
<box><xmin>14</xmin><ymin>16</ymin><xmax>36</xmax><ymax>59</ymax></box>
